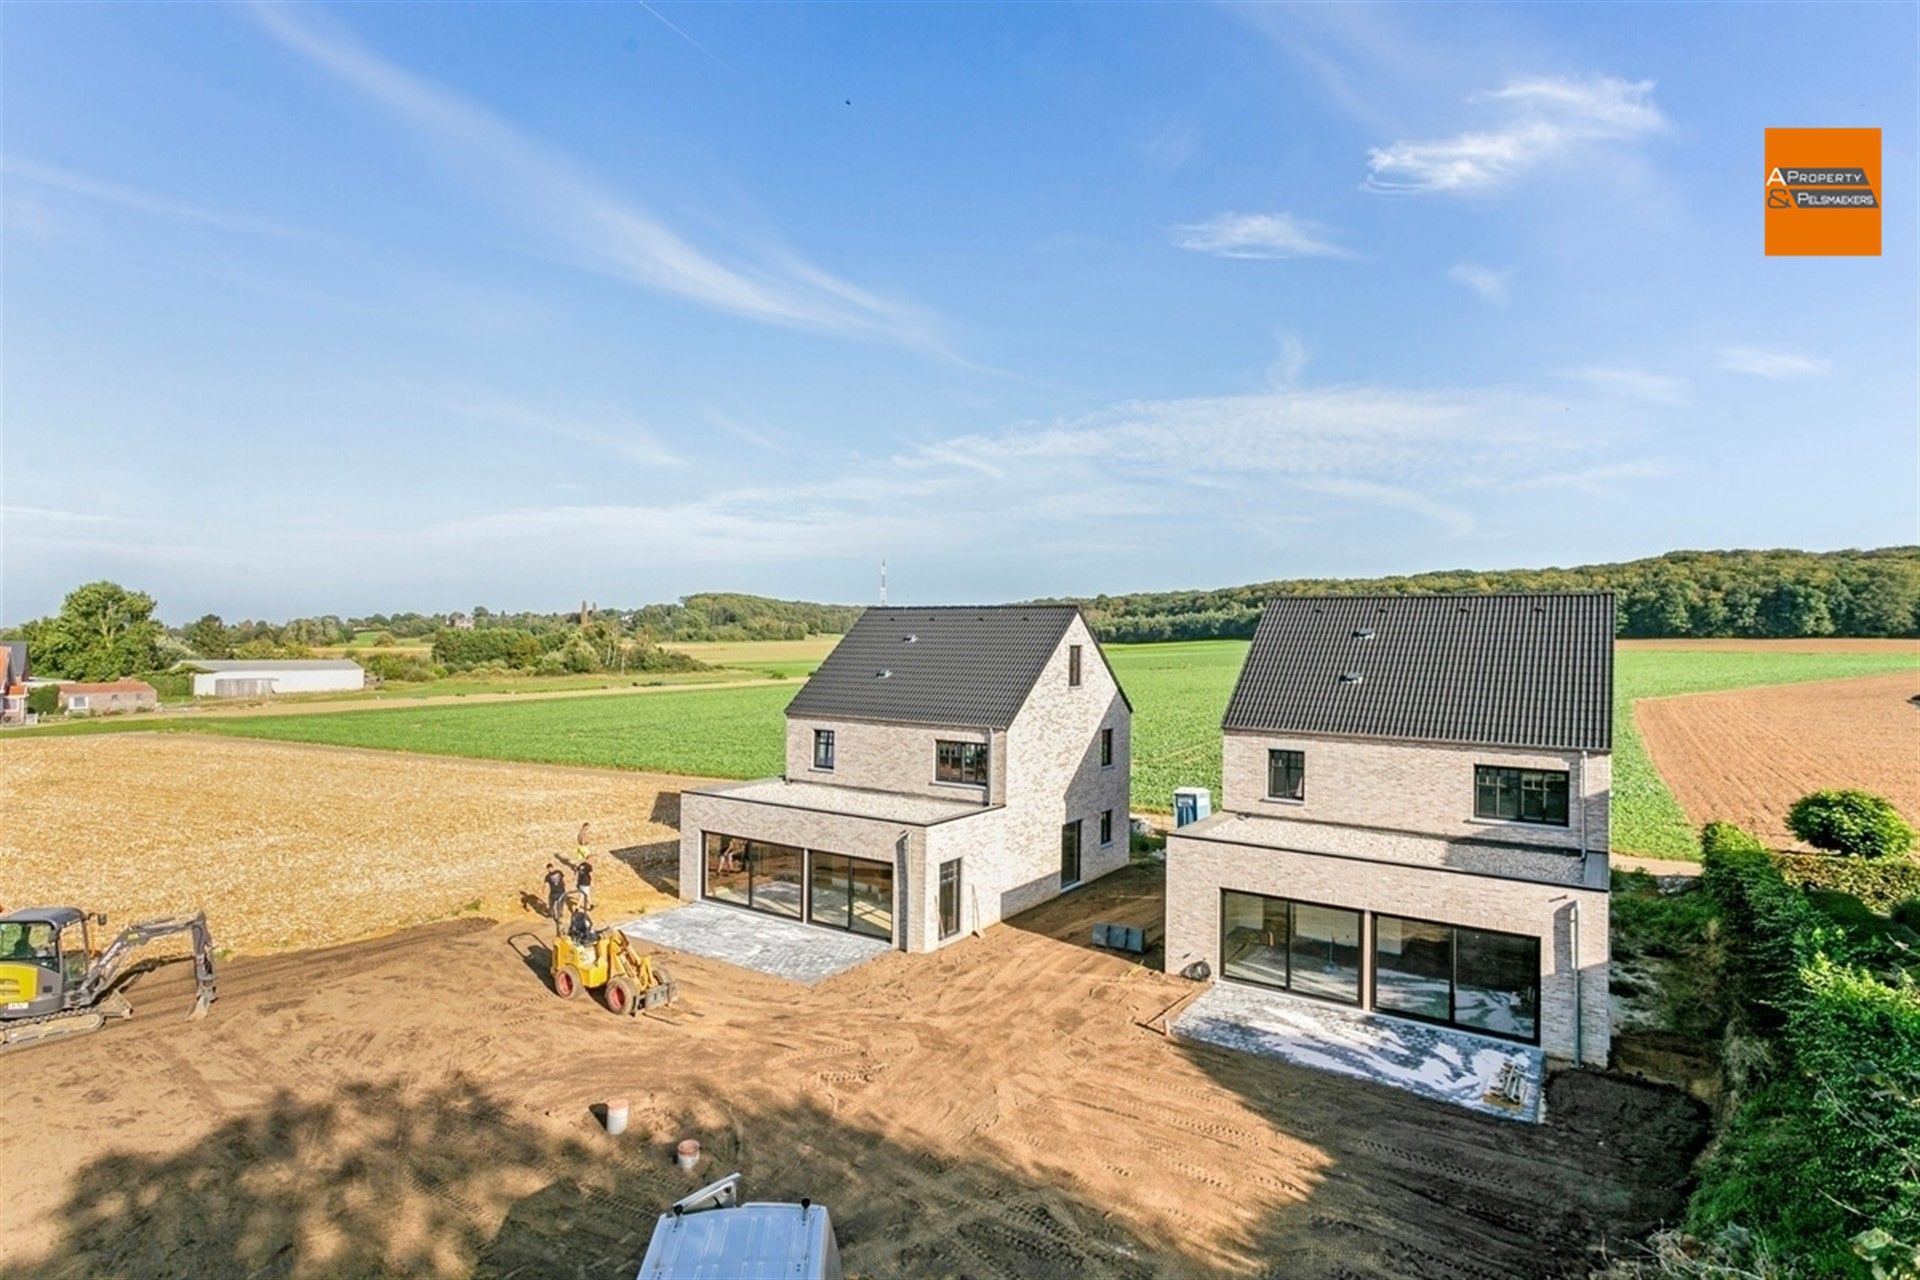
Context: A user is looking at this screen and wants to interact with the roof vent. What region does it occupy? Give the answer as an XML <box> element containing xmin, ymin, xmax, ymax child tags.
<box><xmin>1338</xmin><ymin>671</ymin><xmax>1364</xmax><ymax>685</ymax></box>
<box><xmin>876</xmin><ymin>669</ymin><xmax>892</xmax><ymax>679</ymax></box>
<box><xmin>1352</xmin><ymin>627</ymin><xmax>1375</xmax><ymax>640</ymax></box>
<box><xmin>903</xmin><ymin>634</ymin><xmax>918</xmax><ymax>644</ymax></box>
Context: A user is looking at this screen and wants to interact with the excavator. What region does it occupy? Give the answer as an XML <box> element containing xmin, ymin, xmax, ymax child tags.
<box><xmin>0</xmin><ymin>906</ymin><xmax>216</xmax><ymax>1054</ymax></box>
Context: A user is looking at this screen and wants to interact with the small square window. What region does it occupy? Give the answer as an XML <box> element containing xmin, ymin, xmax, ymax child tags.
<box><xmin>1267</xmin><ymin>749</ymin><xmax>1305</xmax><ymax>801</ymax></box>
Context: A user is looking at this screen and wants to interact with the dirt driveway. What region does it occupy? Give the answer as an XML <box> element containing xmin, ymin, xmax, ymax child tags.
<box><xmin>0</xmin><ymin>865</ymin><xmax>1703</xmax><ymax>1280</ymax></box>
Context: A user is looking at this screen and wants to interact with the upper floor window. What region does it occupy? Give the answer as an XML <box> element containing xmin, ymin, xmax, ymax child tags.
<box><xmin>1100</xmin><ymin>809</ymin><xmax>1114</xmax><ymax>845</ymax></box>
<box><xmin>1068</xmin><ymin>644</ymin><xmax>1083</xmax><ymax>687</ymax></box>
<box><xmin>935</xmin><ymin>739</ymin><xmax>989</xmax><ymax>787</ymax></box>
<box><xmin>1267</xmin><ymin>749</ymin><xmax>1305</xmax><ymax>801</ymax></box>
<box><xmin>1100</xmin><ymin>727</ymin><xmax>1114</xmax><ymax>767</ymax></box>
<box><xmin>1474</xmin><ymin>766</ymin><xmax>1569</xmax><ymax>826</ymax></box>
<box><xmin>813</xmin><ymin>728</ymin><xmax>835</xmax><ymax>771</ymax></box>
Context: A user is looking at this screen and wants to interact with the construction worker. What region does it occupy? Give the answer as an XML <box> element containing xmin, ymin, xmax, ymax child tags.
<box><xmin>574</xmin><ymin>822</ymin><xmax>596</xmax><ymax>911</ymax></box>
<box><xmin>543</xmin><ymin>863</ymin><xmax>567</xmax><ymax>927</ymax></box>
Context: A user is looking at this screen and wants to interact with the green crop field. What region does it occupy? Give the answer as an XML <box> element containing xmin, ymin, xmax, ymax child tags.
<box><xmin>21</xmin><ymin>638</ymin><xmax>1911</xmax><ymax>858</ymax></box>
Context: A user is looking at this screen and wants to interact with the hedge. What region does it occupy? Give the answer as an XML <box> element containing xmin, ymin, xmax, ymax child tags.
<box><xmin>1775</xmin><ymin>851</ymin><xmax>1920</xmax><ymax>913</ymax></box>
<box><xmin>1692</xmin><ymin>822</ymin><xmax>1920</xmax><ymax>1276</ymax></box>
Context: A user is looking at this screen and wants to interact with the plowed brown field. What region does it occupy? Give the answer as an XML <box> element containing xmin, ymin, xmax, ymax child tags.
<box><xmin>0</xmin><ymin>734</ymin><xmax>695</xmax><ymax>951</ymax></box>
<box><xmin>1636</xmin><ymin>670</ymin><xmax>1920</xmax><ymax>847</ymax></box>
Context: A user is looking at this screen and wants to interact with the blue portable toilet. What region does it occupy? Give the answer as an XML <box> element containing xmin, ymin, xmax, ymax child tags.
<box><xmin>1173</xmin><ymin>786</ymin><xmax>1212</xmax><ymax>828</ymax></box>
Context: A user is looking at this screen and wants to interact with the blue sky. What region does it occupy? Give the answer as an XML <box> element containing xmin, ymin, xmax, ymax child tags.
<box><xmin>3</xmin><ymin>2</ymin><xmax>1914</xmax><ymax>622</ymax></box>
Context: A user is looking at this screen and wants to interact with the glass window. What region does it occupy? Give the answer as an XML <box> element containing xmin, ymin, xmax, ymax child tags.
<box><xmin>1100</xmin><ymin>809</ymin><xmax>1113</xmax><ymax>845</ymax></box>
<box><xmin>1069</xmin><ymin>644</ymin><xmax>1082</xmax><ymax>686</ymax></box>
<box><xmin>813</xmin><ymin>729</ymin><xmax>835</xmax><ymax>770</ymax></box>
<box><xmin>809</xmin><ymin>852</ymin><xmax>853</xmax><ymax>930</ymax></box>
<box><xmin>1474</xmin><ymin>766</ymin><xmax>1569</xmax><ymax>826</ymax></box>
<box><xmin>704</xmin><ymin>832</ymin><xmax>751</xmax><ymax>906</ymax></box>
<box><xmin>1221</xmin><ymin>891</ymin><xmax>1290</xmax><ymax>990</ymax></box>
<box><xmin>703</xmin><ymin>832</ymin><xmax>802</xmax><ymax>918</ymax></box>
<box><xmin>1454</xmin><ymin>927</ymin><xmax>1539</xmax><ymax>1042</ymax></box>
<box><xmin>935</xmin><ymin>740</ymin><xmax>989</xmax><ymax>786</ymax></box>
<box><xmin>1100</xmin><ymin>727</ymin><xmax>1114</xmax><ymax>767</ymax></box>
<box><xmin>1267</xmin><ymin>749</ymin><xmax>1305</xmax><ymax>801</ymax></box>
<box><xmin>1371</xmin><ymin>915</ymin><xmax>1540</xmax><ymax>1044</ymax></box>
<box><xmin>938</xmin><ymin>859</ymin><xmax>961</xmax><ymax>939</ymax></box>
<box><xmin>1219</xmin><ymin>891</ymin><xmax>1360</xmax><ymax>1004</ymax></box>
<box><xmin>1372</xmin><ymin>916</ymin><xmax>1453</xmax><ymax>1023</ymax></box>
<box><xmin>1289</xmin><ymin>903</ymin><xmax>1362</xmax><ymax>1002</ymax></box>
<box><xmin>847</xmin><ymin>857</ymin><xmax>893</xmax><ymax>940</ymax></box>
<box><xmin>1060</xmin><ymin>821</ymin><xmax>1082</xmax><ymax>887</ymax></box>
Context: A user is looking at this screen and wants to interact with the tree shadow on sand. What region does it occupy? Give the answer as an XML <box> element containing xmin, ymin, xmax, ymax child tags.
<box><xmin>608</xmin><ymin>840</ymin><xmax>678</xmax><ymax>896</ymax></box>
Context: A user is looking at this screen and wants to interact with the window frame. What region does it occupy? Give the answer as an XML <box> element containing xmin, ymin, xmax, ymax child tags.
<box><xmin>812</xmin><ymin>728</ymin><xmax>835</xmax><ymax>771</ymax></box>
<box><xmin>1217</xmin><ymin>889</ymin><xmax>1362</xmax><ymax>1006</ymax></box>
<box><xmin>1266</xmin><ymin>748</ymin><xmax>1306</xmax><ymax>802</ymax></box>
<box><xmin>938</xmin><ymin>858</ymin><xmax>962</xmax><ymax>940</ymax></box>
<box><xmin>1068</xmin><ymin>644</ymin><xmax>1083</xmax><ymax>687</ymax></box>
<box><xmin>1099</xmin><ymin>726</ymin><xmax>1114</xmax><ymax>768</ymax></box>
<box><xmin>1472</xmin><ymin>765</ymin><xmax>1570</xmax><ymax>827</ymax></box>
<box><xmin>1099</xmin><ymin>809</ymin><xmax>1114</xmax><ymax>846</ymax></box>
<box><xmin>1369</xmin><ymin>911</ymin><xmax>1541</xmax><ymax>1046</ymax></box>
<box><xmin>1059</xmin><ymin>820</ymin><xmax>1082</xmax><ymax>888</ymax></box>
<box><xmin>934</xmin><ymin>739</ymin><xmax>990</xmax><ymax>787</ymax></box>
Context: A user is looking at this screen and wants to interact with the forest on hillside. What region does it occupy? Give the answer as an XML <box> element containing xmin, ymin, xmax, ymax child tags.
<box><xmin>1046</xmin><ymin>547</ymin><xmax>1920</xmax><ymax>642</ymax></box>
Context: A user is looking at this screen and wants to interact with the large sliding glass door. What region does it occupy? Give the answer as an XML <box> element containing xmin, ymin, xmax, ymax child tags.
<box><xmin>807</xmin><ymin>850</ymin><xmax>893</xmax><ymax>941</ymax></box>
<box><xmin>703</xmin><ymin>831</ymin><xmax>893</xmax><ymax>942</ymax></box>
<box><xmin>1219</xmin><ymin>890</ymin><xmax>1362</xmax><ymax>1004</ymax></box>
<box><xmin>1373</xmin><ymin>914</ymin><xmax>1539</xmax><ymax>1044</ymax></box>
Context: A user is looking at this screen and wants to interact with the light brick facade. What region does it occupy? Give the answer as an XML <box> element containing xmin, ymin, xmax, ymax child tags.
<box><xmin>1167</xmin><ymin>724</ymin><xmax>1611</xmax><ymax>1065</ymax></box>
<box><xmin>679</xmin><ymin>614</ymin><xmax>1131</xmax><ymax>954</ymax></box>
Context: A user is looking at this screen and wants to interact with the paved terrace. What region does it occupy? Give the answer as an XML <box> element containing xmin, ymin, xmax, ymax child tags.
<box><xmin>1174</xmin><ymin>811</ymin><xmax>1606</xmax><ymax>889</ymax></box>
<box><xmin>689</xmin><ymin>776</ymin><xmax>994</xmax><ymax>826</ymax></box>
<box><xmin>1173</xmin><ymin>982</ymin><xmax>1546</xmax><ymax>1123</ymax></box>
<box><xmin>620</xmin><ymin>900</ymin><xmax>891</xmax><ymax>984</ymax></box>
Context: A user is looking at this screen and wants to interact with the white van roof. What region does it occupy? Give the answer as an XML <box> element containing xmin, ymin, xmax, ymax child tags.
<box><xmin>637</xmin><ymin>1201</ymin><xmax>840</xmax><ymax>1280</ymax></box>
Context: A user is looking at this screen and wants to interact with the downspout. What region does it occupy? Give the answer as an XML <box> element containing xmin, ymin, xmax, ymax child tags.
<box><xmin>1570</xmin><ymin>900</ymin><xmax>1583</xmax><ymax>1065</ymax></box>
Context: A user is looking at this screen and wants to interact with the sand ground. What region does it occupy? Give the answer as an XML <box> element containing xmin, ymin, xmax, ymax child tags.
<box><xmin>0</xmin><ymin>734</ymin><xmax>696</xmax><ymax>951</ymax></box>
<box><xmin>2</xmin><ymin>865</ymin><xmax>1703</xmax><ymax>1280</ymax></box>
<box><xmin>1636</xmin><ymin>670</ymin><xmax>1920</xmax><ymax>846</ymax></box>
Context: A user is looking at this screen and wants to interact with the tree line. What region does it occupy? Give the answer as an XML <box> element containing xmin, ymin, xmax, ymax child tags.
<box><xmin>1046</xmin><ymin>547</ymin><xmax>1920</xmax><ymax>643</ymax></box>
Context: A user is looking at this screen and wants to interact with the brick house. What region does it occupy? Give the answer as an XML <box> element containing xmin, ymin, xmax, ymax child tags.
<box><xmin>678</xmin><ymin>606</ymin><xmax>1132</xmax><ymax>953</ymax></box>
<box><xmin>1</xmin><ymin>642</ymin><xmax>27</xmax><ymax>724</ymax></box>
<box><xmin>1164</xmin><ymin>593</ymin><xmax>1612</xmax><ymax>1066</ymax></box>
<box><xmin>57</xmin><ymin>679</ymin><xmax>159</xmax><ymax>715</ymax></box>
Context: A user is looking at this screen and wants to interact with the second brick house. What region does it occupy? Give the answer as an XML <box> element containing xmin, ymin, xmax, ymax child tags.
<box><xmin>678</xmin><ymin>605</ymin><xmax>1132</xmax><ymax>953</ymax></box>
<box><xmin>1165</xmin><ymin>593</ymin><xmax>1613</xmax><ymax>1066</ymax></box>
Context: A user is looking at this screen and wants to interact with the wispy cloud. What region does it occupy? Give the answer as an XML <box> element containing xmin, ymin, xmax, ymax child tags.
<box><xmin>1561</xmin><ymin>366</ymin><xmax>1688</xmax><ymax>405</ymax></box>
<box><xmin>704</xmin><ymin>409</ymin><xmax>794</xmax><ymax>455</ymax></box>
<box><xmin>1513</xmin><ymin>459</ymin><xmax>1672</xmax><ymax>495</ymax></box>
<box><xmin>1169</xmin><ymin>212</ymin><xmax>1359</xmax><ymax>260</ymax></box>
<box><xmin>247</xmin><ymin>3</ymin><xmax>949</xmax><ymax>355</ymax></box>
<box><xmin>445</xmin><ymin>395</ymin><xmax>686</xmax><ymax>468</ymax></box>
<box><xmin>0</xmin><ymin>156</ymin><xmax>318</xmax><ymax>240</ymax></box>
<box><xmin>1266</xmin><ymin>331</ymin><xmax>1311</xmax><ymax>388</ymax></box>
<box><xmin>1448</xmin><ymin>261</ymin><xmax>1511</xmax><ymax>306</ymax></box>
<box><xmin>1714</xmin><ymin>345</ymin><xmax>1832</xmax><ymax>380</ymax></box>
<box><xmin>1366</xmin><ymin>75</ymin><xmax>1667</xmax><ymax>194</ymax></box>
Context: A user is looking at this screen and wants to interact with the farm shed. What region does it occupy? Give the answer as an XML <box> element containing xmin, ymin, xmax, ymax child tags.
<box><xmin>190</xmin><ymin>659</ymin><xmax>365</xmax><ymax>697</ymax></box>
<box><xmin>57</xmin><ymin>680</ymin><xmax>158</xmax><ymax>715</ymax></box>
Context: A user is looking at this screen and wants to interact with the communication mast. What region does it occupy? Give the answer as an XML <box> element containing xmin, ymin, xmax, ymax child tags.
<box><xmin>879</xmin><ymin>559</ymin><xmax>888</xmax><ymax>606</ymax></box>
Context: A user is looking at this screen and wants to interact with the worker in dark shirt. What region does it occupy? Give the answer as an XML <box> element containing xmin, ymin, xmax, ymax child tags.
<box><xmin>575</xmin><ymin>853</ymin><xmax>594</xmax><ymax>911</ymax></box>
<box><xmin>543</xmin><ymin>863</ymin><xmax>567</xmax><ymax>927</ymax></box>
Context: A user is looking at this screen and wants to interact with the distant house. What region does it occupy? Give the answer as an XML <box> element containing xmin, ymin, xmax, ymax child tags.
<box><xmin>189</xmin><ymin>659</ymin><xmax>365</xmax><ymax>698</ymax></box>
<box><xmin>1163</xmin><ymin>593</ymin><xmax>1613</xmax><ymax>1067</ymax></box>
<box><xmin>1</xmin><ymin>642</ymin><xmax>27</xmax><ymax>724</ymax></box>
<box><xmin>447</xmin><ymin>613</ymin><xmax>475</xmax><ymax>631</ymax></box>
<box><xmin>58</xmin><ymin>680</ymin><xmax>158</xmax><ymax>715</ymax></box>
<box><xmin>678</xmin><ymin>605</ymin><xmax>1132</xmax><ymax>953</ymax></box>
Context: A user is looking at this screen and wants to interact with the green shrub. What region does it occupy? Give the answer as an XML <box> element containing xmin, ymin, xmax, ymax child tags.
<box><xmin>1700</xmin><ymin>823</ymin><xmax>1824</xmax><ymax>1030</ymax></box>
<box><xmin>1893</xmin><ymin>900</ymin><xmax>1920</xmax><ymax>932</ymax></box>
<box><xmin>360</xmin><ymin>653</ymin><xmax>436</xmax><ymax>683</ymax></box>
<box><xmin>1778</xmin><ymin>852</ymin><xmax>1920</xmax><ymax>913</ymax></box>
<box><xmin>25</xmin><ymin>685</ymin><xmax>59</xmax><ymax>716</ymax></box>
<box><xmin>534</xmin><ymin>652</ymin><xmax>567</xmax><ymax>676</ymax></box>
<box><xmin>1788</xmin><ymin>790</ymin><xmax>1917</xmax><ymax>860</ymax></box>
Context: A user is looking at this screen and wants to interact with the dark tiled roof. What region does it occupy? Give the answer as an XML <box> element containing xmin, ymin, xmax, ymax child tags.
<box><xmin>1222</xmin><ymin>593</ymin><xmax>1614</xmax><ymax>751</ymax></box>
<box><xmin>785</xmin><ymin>606</ymin><xmax>1083</xmax><ymax>729</ymax></box>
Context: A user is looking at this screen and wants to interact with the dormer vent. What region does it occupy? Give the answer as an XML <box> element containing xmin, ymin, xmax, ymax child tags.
<box><xmin>876</xmin><ymin>669</ymin><xmax>892</xmax><ymax>679</ymax></box>
<box><xmin>1352</xmin><ymin>628</ymin><xmax>1376</xmax><ymax>640</ymax></box>
<box><xmin>1338</xmin><ymin>671</ymin><xmax>1364</xmax><ymax>685</ymax></box>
